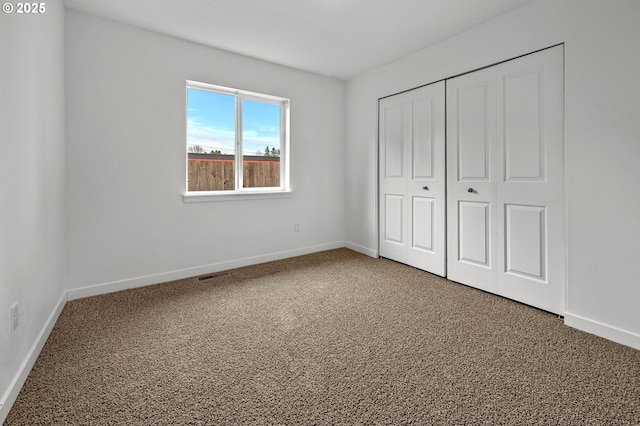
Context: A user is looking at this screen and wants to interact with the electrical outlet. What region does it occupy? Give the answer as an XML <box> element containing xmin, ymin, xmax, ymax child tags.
<box><xmin>10</xmin><ymin>302</ymin><xmax>19</xmax><ymax>333</ymax></box>
<box><xmin>294</xmin><ymin>222</ymin><xmax>301</xmax><ymax>232</ymax></box>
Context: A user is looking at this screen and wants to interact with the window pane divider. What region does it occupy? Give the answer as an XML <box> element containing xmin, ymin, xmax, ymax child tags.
<box><xmin>235</xmin><ymin>96</ymin><xmax>243</xmax><ymax>191</ymax></box>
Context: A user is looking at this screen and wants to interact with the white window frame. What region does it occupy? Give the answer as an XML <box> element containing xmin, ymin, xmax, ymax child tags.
<box><xmin>183</xmin><ymin>80</ymin><xmax>291</xmax><ymax>203</ymax></box>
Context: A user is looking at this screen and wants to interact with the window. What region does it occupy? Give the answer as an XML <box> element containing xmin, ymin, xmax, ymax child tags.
<box><xmin>185</xmin><ymin>81</ymin><xmax>290</xmax><ymax>198</ymax></box>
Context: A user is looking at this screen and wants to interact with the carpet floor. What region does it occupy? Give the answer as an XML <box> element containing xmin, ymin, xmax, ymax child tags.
<box><xmin>5</xmin><ymin>248</ymin><xmax>640</xmax><ymax>425</ymax></box>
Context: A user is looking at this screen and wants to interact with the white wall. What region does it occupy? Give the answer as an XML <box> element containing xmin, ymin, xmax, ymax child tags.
<box><xmin>345</xmin><ymin>0</ymin><xmax>640</xmax><ymax>348</ymax></box>
<box><xmin>65</xmin><ymin>11</ymin><xmax>346</xmax><ymax>296</ymax></box>
<box><xmin>0</xmin><ymin>0</ymin><xmax>67</xmax><ymax>420</ymax></box>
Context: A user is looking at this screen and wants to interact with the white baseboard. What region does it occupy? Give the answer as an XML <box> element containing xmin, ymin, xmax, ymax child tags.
<box><xmin>67</xmin><ymin>241</ymin><xmax>346</xmax><ymax>301</ymax></box>
<box><xmin>0</xmin><ymin>291</ymin><xmax>67</xmax><ymax>424</ymax></box>
<box><xmin>564</xmin><ymin>312</ymin><xmax>640</xmax><ymax>351</ymax></box>
<box><xmin>345</xmin><ymin>241</ymin><xmax>378</xmax><ymax>258</ymax></box>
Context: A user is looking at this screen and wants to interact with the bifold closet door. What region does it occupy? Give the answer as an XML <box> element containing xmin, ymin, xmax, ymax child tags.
<box><xmin>379</xmin><ymin>81</ymin><xmax>446</xmax><ymax>276</ymax></box>
<box><xmin>446</xmin><ymin>46</ymin><xmax>565</xmax><ymax>314</ymax></box>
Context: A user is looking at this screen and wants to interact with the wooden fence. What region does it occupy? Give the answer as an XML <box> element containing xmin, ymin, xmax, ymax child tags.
<box><xmin>188</xmin><ymin>154</ymin><xmax>280</xmax><ymax>191</ymax></box>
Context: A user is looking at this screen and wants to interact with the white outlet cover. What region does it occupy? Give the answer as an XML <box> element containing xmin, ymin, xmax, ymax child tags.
<box><xmin>11</xmin><ymin>302</ymin><xmax>18</xmax><ymax>333</ymax></box>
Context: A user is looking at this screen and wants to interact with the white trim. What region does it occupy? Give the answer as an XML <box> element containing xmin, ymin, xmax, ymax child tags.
<box><xmin>281</xmin><ymin>99</ymin><xmax>291</xmax><ymax>192</ymax></box>
<box><xmin>186</xmin><ymin>80</ymin><xmax>286</xmax><ymax>104</ymax></box>
<box><xmin>67</xmin><ymin>241</ymin><xmax>345</xmax><ymax>301</ymax></box>
<box><xmin>564</xmin><ymin>312</ymin><xmax>640</xmax><ymax>351</ymax></box>
<box><xmin>235</xmin><ymin>95</ymin><xmax>243</xmax><ymax>190</ymax></box>
<box><xmin>345</xmin><ymin>241</ymin><xmax>378</xmax><ymax>258</ymax></box>
<box><xmin>182</xmin><ymin>190</ymin><xmax>293</xmax><ymax>203</ymax></box>
<box><xmin>0</xmin><ymin>291</ymin><xmax>67</xmax><ymax>424</ymax></box>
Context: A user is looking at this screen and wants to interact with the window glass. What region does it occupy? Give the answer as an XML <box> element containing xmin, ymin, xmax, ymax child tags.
<box><xmin>187</xmin><ymin>88</ymin><xmax>236</xmax><ymax>191</ymax></box>
<box><xmin>242</xmin><ymin>99</ymin><xmax>281</xmax><ymax>188</ymax></box>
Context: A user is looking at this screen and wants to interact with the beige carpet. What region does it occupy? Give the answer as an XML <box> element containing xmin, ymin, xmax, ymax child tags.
<box><xmin>5</xmin><ymin>248</ymin><xmax>640</xmax><ymax>425</ymax></box>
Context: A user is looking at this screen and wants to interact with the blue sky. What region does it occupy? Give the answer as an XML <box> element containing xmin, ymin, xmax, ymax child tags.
<box><xmin>187</xmin><ymin>88</ymin><xmax>281</xmax><ymax>155</ymax></box>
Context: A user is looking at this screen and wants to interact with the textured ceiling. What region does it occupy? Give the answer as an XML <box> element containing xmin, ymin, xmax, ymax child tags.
<box><xmin>62</xmin><ymin>0</ymin><xmax>534</xmax><ymax>80</ymax></box>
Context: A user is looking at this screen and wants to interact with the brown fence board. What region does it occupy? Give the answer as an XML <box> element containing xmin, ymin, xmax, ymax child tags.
<box><xmin>188</xmin><ymin>156</ymin><xmax>280</xmax><ymax>191</ymax></box>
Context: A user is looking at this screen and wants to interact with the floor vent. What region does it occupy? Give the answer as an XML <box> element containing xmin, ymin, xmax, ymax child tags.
<box><xmin>198</xmin><ymin>272</ymin><xmax>230</xmax><ymax>281</ymax></box>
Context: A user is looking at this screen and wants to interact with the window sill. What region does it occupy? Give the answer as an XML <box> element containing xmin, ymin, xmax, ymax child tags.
<box><xmin>182</xmin><ymin>190</ymin><xmax>293</xmax><ymax>203</ymax></box>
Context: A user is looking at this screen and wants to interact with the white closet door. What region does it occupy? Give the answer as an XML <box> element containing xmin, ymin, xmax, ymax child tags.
<box><xmin>447</xmin><ymin>46</ymin><xmax>565</xmax><ymax>314</ymax></box>
<box><xmin>379</xmin><ymin>81</ymin><xmax>446</xmax><ymax>276</ymax></box>
<box><xmin>445</xmin><ymin>67</ymin><xmax>499</xmax><ymax>293</ymax></box>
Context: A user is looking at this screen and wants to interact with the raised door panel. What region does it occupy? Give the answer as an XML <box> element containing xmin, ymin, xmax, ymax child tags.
<box><xmin>384</xmin><ymin>105</ymin><xmax>403</xmax><ymax>179</ymax></box>
<box><xmin>412</xmin><ymin>96</ymin><xmax>434</xmax><ymax>180</ymax></box>
<box><xmin>503</xmin><ymin>69</ymin><xmax>545</xmax><ymax>181</ymax></box>
<box><xmin>412</xmin><ymin>197</ymin><xmax>434</xmax><ymax>253</ymax></box>
<box><xmin>505</xmin><ymin>204</ymin><xmax>546</xmax><ymax>281</ymax></box>
<box><xmin>459</xmin><ymin>201</ymin><xmax>491</xmax><ymax>267</ymax></box>
<box><xmin>457</xmin><ymin>84</ymin><xmax>491</xmax><ymax>181</ymax></box>
<box><xmin>384</xmin><ymin>194</ymin><xmax>405</xmax><ymax>245</ymax></box>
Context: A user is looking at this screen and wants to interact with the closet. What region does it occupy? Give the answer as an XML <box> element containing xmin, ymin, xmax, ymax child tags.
<box><xmin>379</xmin><ymin>46</ymin><xmax>564</xmax><ymax>314</ymax></box>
